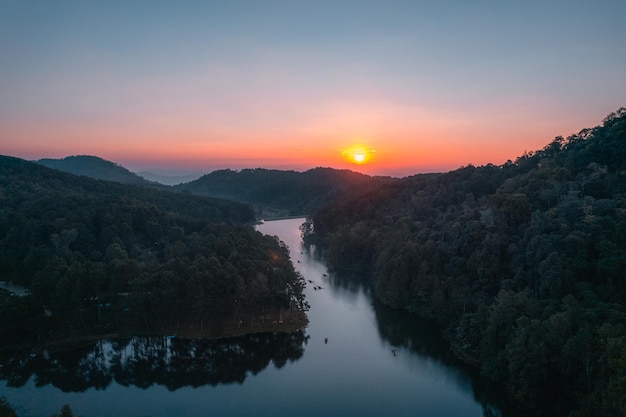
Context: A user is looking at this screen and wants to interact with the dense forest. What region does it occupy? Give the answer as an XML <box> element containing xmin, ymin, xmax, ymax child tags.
<box><xmin>175</xmin><ymin>167</ymin><xmax>387</xmax><ymax>217</ymax></box>
<box><xmin>304</xmin><ymin>109</ymin><xmax>626</xmax><ymax>416</ymax></box>
<box><xmin>0</xmin><ymin>156</ymin><xmax>307</xmax><ymax>345</ymax></box>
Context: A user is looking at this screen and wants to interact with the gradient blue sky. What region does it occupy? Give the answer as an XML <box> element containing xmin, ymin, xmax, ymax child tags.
<box><xmin>1</xmin><ymin>0</ymin><xmax>625</xmax><ymax>176</ymax></box>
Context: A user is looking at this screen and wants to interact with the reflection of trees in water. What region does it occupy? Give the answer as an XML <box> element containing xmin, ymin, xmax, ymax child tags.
<box><xmin>311</xmin><ymin>269</ymin><xmax>521</xmax><ymax>417</ymax></box>
<box><xmin>328</xmin><ymin>271</ymin><xmax>445</xmax><ymax>359</ymax></box>
<box><xmin>373</xmin><ymin>298</ymin><xmax>523</xmax><ymax>417</ymax></box>
<box><xmin>0</xmin><ymin>331</ymin><xmax>308</xmax><ymax>392</ymax></box>
<box><xmin>324</xmin><ymin>270</ymin><xmax>373</xmax><ymax>298</ymax></box>
<box><xmin>373</xmin><ymin>299</ymin><xmax>450</xmax><ymax>360</ymax></box>
<box><xmin>325</xmin><ymin>270</ymin><xmax>520</xmax><ymax>416</ymax></box>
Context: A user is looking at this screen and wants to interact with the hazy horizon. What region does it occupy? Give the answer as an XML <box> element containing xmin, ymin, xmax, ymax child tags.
<box><xmin>2</xmin><ymin>1</ymin><xmax>625</xmax><ymax>177</ymax></box>
<box><xmin>27</xmin><ymin>153</ymin><xmax>441</xmax><ymax>179</ymax></box>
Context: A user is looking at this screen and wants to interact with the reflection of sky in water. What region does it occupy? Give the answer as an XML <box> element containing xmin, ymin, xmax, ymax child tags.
<box><xmin>256</xmin><ymin>219</ymin><xmax>488</xmax><ymax>417</ymax></box>
<box><xmin>0</xmin><ymin>218</ymin><xmax>512</xmax><ymax>417</ymax></box>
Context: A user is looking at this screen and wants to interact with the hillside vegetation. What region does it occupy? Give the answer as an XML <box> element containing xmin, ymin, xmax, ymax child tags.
<box><xmin>0</xmin><ymin>157</ymin><xmax>306</xmax><ymax>344</ymax></box>
<box><xmin>36</xmin><ymin>156</ymin><xmax>388</xmax><ymax>219</ymax></box>
<box><xmin>37</xmin><ymin>155</ymin><xmax>163</xmax><ymax>188</ymax></box>
<box><xmin>175</xmin><ymin>167</ymin><xmax>387</xmax><ymax>218</ymax></box>
<box><xmin>305</xmin><ymin>109</ymin><xmax>626</xmax><ymax>416</ymax></box>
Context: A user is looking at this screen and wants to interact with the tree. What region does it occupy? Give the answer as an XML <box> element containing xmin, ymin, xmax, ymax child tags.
<box><xmin>0</xmin><ymin>397</ymin><xmax>18</xmax><ymax>417</ymax></box>
<box><xmin>58</xmin><ymin>404</ymin><xmax>74</xmax><ymax>417</ymax></box>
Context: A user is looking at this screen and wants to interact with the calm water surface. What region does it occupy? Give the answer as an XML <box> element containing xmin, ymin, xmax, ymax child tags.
<box><xmin>0</xmin><ymin>218</ymin><xmax>518</xmax><ymax>417</ymax></box>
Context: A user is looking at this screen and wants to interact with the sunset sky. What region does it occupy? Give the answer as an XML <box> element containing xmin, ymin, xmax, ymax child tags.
<box><xmin>1</xmin><ymin>1</ymin><xmax>625</xmax><ymax>177</ymax></box>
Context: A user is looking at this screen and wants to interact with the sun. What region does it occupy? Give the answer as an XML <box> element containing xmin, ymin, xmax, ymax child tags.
<box><xmin>343</xmin><ymin>145</ymin><xmax>375</xmax><ymax>165</ymax></box>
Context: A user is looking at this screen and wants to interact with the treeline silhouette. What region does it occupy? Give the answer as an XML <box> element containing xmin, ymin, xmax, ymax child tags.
<box><xmin>0</xmin><ymin>157</ymin><xmax>306</xmax><ymax>344</ymax></box>
<box><xmin>305</xmin><ymin>109</ymin><xmax>626</xmax><ymax>416</ymax></box>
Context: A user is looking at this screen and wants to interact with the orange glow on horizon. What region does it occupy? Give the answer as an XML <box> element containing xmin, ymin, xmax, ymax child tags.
<box><xmin>1</xmin><ymin>106</ymin><xmax>576</xmax><ymax>177</ymax></box>
<box><xmin>342</xmin><ymin>145</ymin><xmax>376</xmax><ymax>165</ymax></box>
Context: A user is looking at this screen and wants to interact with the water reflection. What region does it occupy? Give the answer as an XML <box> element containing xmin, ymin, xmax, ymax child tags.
<box><xmin>318</xmin><ymin>268</ymin><xmax>522</xmax><ymax>417</ymax></box>
<box><xmin>0</xmin><ymin>330</ymin><xmax>308</xmax><ymax>392</ymax></box>
<box><xmin>0</xmin><ymin>219</ymin><xmax>520</xmax><ymax>417</ymax></box>
<box><xmin>372</xmin><ymin>284</ymin><xmax>522</xmax><ymax>417</ymax></box>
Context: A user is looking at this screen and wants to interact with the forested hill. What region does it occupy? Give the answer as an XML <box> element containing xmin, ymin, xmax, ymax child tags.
<box><xmin>305</xmin><ymin>108</ymin><xmax>626</xmax><ymax>417</ymax></box>
<box><xmin>37</xmin><ymin>155</ymin><xmax>164</xmax><ymax>188</ymax></box>
<box><xmin>3</xmin><ymin>156</ymin><xmax>254</xmax><ymax>225</ymax></box>
<box><xmin>175</xmin><ymin>167</ymin><xmax>387</xmax><ymax>218</ymax></box>
<box><xmin>0</xmin><ymin>156</ymin><xmax>306</xmax><ymax>344</ymax></box>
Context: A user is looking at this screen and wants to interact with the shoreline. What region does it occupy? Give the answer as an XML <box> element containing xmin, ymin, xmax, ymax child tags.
<box><xmin>1</xmin><ymin>310</ymin><xmax>309</xmax><ymax>354</ymax></box>
<box><xmin>258</xmin><ymin>215</ymin><xmax>307</xmax><ymax>222</ymax></box>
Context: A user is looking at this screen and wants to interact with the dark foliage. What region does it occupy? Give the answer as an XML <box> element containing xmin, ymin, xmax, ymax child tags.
<box><xmin>0</xmin><ymin>157</ymin><xmax>305</xmax><ymax>342</ymax></box>
<box><xmin>306</xmin><ymin>108</ymin><xmax>626</xmax><ymax>417</ymax></box>
<box><xmin>37</xmin><ymin>155</ymin><xmax>165</xmax><ymax>188</ymax></box>
<box><xmin>175</xmin><ymin>167</ymin><xmax>390</xmax><ymax>217</ymax></box>
<box><xmin>0</xmin><ymin>397</ymin><xmax>18</xmax><ymax>417</ymax></box>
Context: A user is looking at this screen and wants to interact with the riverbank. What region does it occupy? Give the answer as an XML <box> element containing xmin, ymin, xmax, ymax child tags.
<box><xmin>162</xmin><ymin>307</ymin><xmax>309</xmax><ymax>341</ymax></box>
<box><xmin>257</xmin><ymin>214</ymin><xmax>308</xmax><ymax>222</ymax></box>
<box><xmin>2</xmin><ymin>308</ymin><xmax>308</xmax><ymax>354</ymax></box>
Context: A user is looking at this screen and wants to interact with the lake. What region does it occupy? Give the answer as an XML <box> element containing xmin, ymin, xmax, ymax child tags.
<box><xmin>0</xmin><ymin>218</ymin><xmax>520</xmax><ymax>417</ymax></box>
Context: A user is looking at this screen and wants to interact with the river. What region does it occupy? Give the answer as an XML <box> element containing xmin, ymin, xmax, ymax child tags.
<box><xmin>0</xmin><ymin>218</ymin><xmax>519</xmax><ymax>417</ymax></box>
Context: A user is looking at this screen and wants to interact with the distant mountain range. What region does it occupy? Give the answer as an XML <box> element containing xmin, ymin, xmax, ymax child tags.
<box><xmin>33</xmin><ymin>154</ymin><xmax>393</xmax><ymax>218</ymax></box>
